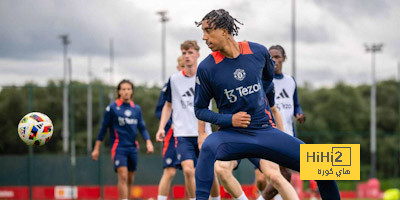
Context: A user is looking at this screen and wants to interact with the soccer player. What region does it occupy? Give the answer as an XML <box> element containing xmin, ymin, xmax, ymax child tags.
<box><xmin>91</xmin><ymin>79</ymin><xmax>154</xmax><ymax>200</ymax></box>
<box><xmin>270</xmin><ymin>44</ymin><xmax>305</xmax><ymax>135</ymax></box>
<box><xmin>193</xmin><ymin>9</ymin><xmax>340</xmax><ymax>200</ymax></box>
<box><xmin>155</xmin><ymin>56</ymin><xmax>184</xmax><ymax>200</ymax></box>
<box><xmin>156</xmin><ymin>40</ymin><xmax>220</xmax><ymax>200</ymax></box>
<box><xmin>256</xmin><ymin>45</ymin><xmax>306</xmax><ymax>200</ymax></box>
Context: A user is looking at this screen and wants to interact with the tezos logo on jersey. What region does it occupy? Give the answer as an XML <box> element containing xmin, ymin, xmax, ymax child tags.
<box><xmin>118</xmin><ymin>117</ymin><xmax>138</xmax><ymax>126</ymax></box>
<box><xmin>224</xmin><ymin>83</ymin><xmax>261</xmax><ymax>103</ymax></box>
<box><xmin>233</xmin><ymin>69</ymin><xmax>246</xmax><ymax>81</ymax></box>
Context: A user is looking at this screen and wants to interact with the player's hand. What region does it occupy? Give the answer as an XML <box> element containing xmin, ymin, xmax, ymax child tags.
<box><xmin>146</xmin><ymin>140</ymin><xmax>154</xmax><ymax>154</ymax></box>
<box><xmin>198</xmin><ymin>131</ymin><xmax>207</xmax><ymax>149</ymax></box>
<box><xmin>296</xmin><ymin>113</ymin><xmax>306</xmax><ymax>124</ymax></box>
<box><xmin>232</xmin><ymin>111</ymin><xmax>251</xmax><ymax>128</ymax></box>
<box><xmin>91</xmin><ymin>149</ymin><xmax>99</xmax><ymax>161</ymax></box>
<box><xmin>135</xmin><ymin>140</ymin><xmax>140</xmax><ymax>149</ymax></box>
<box><xmin>156</xmin><ymin>129</ymin><xmax>166</xmax><ymax>142</ymax></box>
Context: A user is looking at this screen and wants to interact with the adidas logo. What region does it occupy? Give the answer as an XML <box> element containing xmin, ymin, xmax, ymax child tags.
<box><xmin>277</xmin><ymin>89</ymin><xmax>289</xmax><ymax>99</ymax></box>
<box><xmin>182</xmin><ymin>87</ymin><xmax>195</xmax><ymax>97</ymax></box>
<box><xmin>36</xmin><ymin>123</ymin><xmax>44</xmax><ymax>130</ymax></box>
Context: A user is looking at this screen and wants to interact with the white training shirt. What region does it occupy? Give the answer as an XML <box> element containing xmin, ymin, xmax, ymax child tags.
<box><xmin>273</xmin><ymin>73</ymin><xmax>296</xmax><ymax>136</ymax></box>
<box><xmin>166</xmin><ymin>70</ymin><xmax>212</xmax><ymax>137</ymax></box>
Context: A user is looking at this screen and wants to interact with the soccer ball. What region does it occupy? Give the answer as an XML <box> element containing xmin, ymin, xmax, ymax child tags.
<box><xmin>18</xmin><ymin>112</ymin><xmax>54</xmax><ymax>146</ymax></box>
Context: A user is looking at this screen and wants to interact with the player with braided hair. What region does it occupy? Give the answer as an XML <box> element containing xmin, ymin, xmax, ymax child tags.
<box><xmin>193</xmin><ymin>9</ymin><xmax>340</xmax><ymax>200</ymax></box>
<box><xmin>195</xmin><ymin>9</ymin><xmax>243</xmax><ymax>37</ymax></box>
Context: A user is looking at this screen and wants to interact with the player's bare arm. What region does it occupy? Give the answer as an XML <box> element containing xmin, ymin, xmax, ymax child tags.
<box><xmin>91</xmin><ymin>140</ymin><xmax>102</xmax><ymax>161</ymax></box>
<box><xmin>198</xmin><ymin>120</ymin><xmax>207</xmax><ymax>149</ymax></box>
<box><xmin>296</xmin><ymin>113</ymin><xmax>306</xmax><ymax>124</ymax></box>
<box><xmin>271</xmin><ymin>105</ymin><xmax>284</xmax><ymax>131</ymax></box>
<box><xmin>146</xmin><ymin>139</ymin><xmax>154</xmax><ymax>154</ymax></box>
<box><xmin>156</xmin><ymin>101</ymin><xmax>173</xmax><ymax>141</ymax></box>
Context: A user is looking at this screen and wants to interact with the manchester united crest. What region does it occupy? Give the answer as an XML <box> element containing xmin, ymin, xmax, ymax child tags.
<box><xmin>233</xmin><ymin>68</ymin><xmax>246</xmax><ymax>81</ymax></box>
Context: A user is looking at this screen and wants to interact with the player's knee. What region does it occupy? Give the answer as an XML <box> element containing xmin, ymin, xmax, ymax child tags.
<box><xmin>201</xmin><ymin>140</ymin><xmax>213</xmax><ymax>152</ymax></box>
<box><xmin>200</xmin><ymin>134</ymin><xmax>219</xmax><ymax>153</ymax></box>
<box><xmin>164</xmin><ymin>167</ymin><xmax>176</xmax><ymax>178</ymax></box>
<box><xmin>182</xmin><ymin>166</ymin><xmax>195</xmax><ymax>177</ymax></box>
<box><xmin>118</xmin><ymin>173</ymin><xmax>128</xmax><ymax>184</ymax></box>
<box><xmin>214</xmin><ymin>164</ymin><xmax>225</xmax><ymax>177</ymax></box>
<box><xmin>268</xmin><ymin>172</ymin><xmax>285</xmax><ymax>187</ymax></box>
<box><xmin>214</xmin><ymin>163</ymin><xmax>231</xmax><ymax>179</ymax></box>
<box><xmin>127</xmin><ymin>176</ymin><xmax>134</xmax><ymax>185</ymax></box>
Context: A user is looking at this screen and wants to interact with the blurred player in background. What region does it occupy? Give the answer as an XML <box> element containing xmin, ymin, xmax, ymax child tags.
<box><xmin>270</xmin><ymin>44</ymin><xmax>305</xmax><ymax>135</ymax></box>
<box><xmin>156</xmin><ymin>41</ymin><xmax>220</xmax><ymax>200</ymax></box>
<box><xmin>194</xmin><ymin>9</ymin><xmax>340</xmax><ymax>200</ymax></box>
<box><xmin>256</xmin><ymin>45</ymin><xmax>306</xmax><ymax>200</ymax></box>
<box><xmin>155</xmin><ymin>56</ymin><xmax>184</xmax><ymax>200</ymax></box>
<box><xmin>91</xmin><ymin>79</ymin><xmax>154</xmax><ymax>200</ymax></box>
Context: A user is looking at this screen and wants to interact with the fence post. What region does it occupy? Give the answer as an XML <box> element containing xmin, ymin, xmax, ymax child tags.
<box><xmin>99</xmin><ymin>85</ymin><xmax>104</xmax><ymax>199</ymax></box>
<box><xmin>69</xmin><ymin>81</ymin><xmax>76</xmax><ymax>199</ymax></box>
<box><xmin>28</xmin><ymin>85</ymin><xmax>34</xmax><ymax>200</ymax></box>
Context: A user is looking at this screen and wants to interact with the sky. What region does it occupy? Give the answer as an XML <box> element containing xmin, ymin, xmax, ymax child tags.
<box><xmin>0</xmin><ymin>0</ymin><xmax>399</xmax><ymax>88</ymax></box>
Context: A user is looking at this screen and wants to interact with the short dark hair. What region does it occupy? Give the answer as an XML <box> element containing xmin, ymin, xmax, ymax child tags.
<box><xmin>195</xmin><ymin>9</ymin><xmax>243</xmax><ymax>36</ymax></box>
<box><xmin>269</xmin><ymin>45</ymin><xmax>287</xmax><ymax>60</ymax></box>
<box><xmin>181</xmin><ymin>40</ymin><xmax>200</xmax><ymax>51</ymax></box>
<box><xmin>117</xmin><ymin>79</ymin><xmax>134</xmax><ymax>98</ymax></box>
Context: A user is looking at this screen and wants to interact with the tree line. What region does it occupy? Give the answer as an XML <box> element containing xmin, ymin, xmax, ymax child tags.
<box><xmin>0</xmin><ymin>79</ymin><xmax>399</xmax><ymax>179</ymax></box>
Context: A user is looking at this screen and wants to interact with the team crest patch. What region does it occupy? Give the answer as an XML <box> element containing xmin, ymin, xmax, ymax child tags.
<box><xmin>124</xmin><ymin>110</ymin><xmax>132</xmax><ymax>117</ymax></box>
<box><xmin>234</xmin><ymin>68</ymin><xmax>246</xmax><ymax>81</ymax></box>
<box><xmin>177</xmin><ymin>154</ymin><xmax>181</xmax><ymax>161</ymax></box>
<box><xmin>166</xmin><ymin>158</ymin><xmax>172</xmax><ymax>165</ymax></box>
<box><xmin>115</xmin><ymin>160</ymin><xmax>120</xmax><ymax>166</ymax></box>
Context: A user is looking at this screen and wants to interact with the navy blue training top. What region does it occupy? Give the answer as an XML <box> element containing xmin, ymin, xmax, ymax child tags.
<box><xmin>194</xmin><ymin>41</ymin><xmax>275</xmax><ymax>130</ymax></box>
<box><xmin>97</xmin><ymin>99</ymin><xmax>150</xmax><ymax>149</ymax></box>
